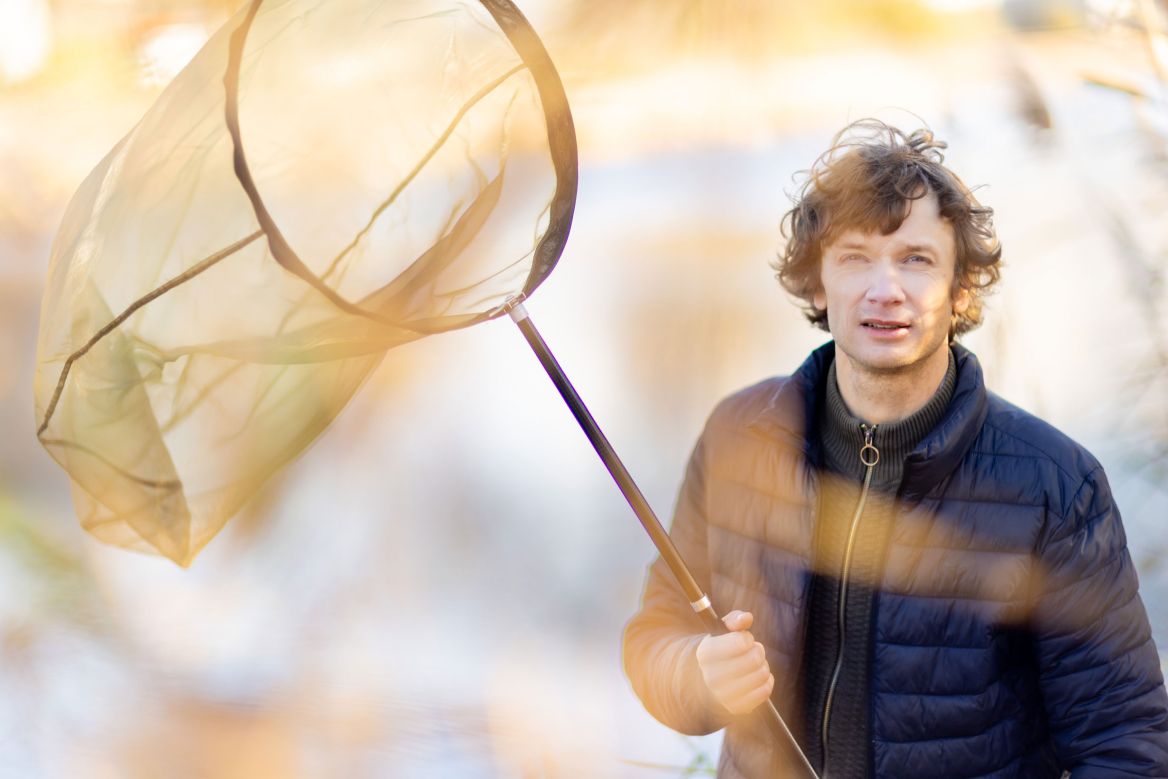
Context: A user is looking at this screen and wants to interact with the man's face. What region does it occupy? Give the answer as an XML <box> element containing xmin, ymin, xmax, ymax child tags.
<box><xmin>814</xmin><ymin>190</ymin><xmax>969</xmax><ymax>376</ymax></box>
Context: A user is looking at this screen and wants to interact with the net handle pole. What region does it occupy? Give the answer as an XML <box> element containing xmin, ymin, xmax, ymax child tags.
<box><xmin>504</xmin><ymin>299</ymin><xmax>818</xmax><ymax>779</ymax></box>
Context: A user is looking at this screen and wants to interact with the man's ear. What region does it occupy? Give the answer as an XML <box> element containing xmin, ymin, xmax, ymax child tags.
<box><xmin>953</xmin><ymin>286</ymin><xmax>971</xmax><ymax>315</ymax></box>
<box><xmin>813</xmin><ymin>288</ymin><xmax>826</xmax><ymax>311</ymax></box>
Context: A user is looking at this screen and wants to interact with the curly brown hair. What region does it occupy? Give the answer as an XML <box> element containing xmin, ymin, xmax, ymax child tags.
<box><xmin>775</xmin><ymin>119</ymin><xmax>1002</xmax><ymax>337</ymax></box>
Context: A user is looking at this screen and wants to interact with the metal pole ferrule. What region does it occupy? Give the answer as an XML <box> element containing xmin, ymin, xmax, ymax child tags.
<box><xmin>690</xmin><ymin>595</ymin><xmax>711</xmax><ymax>613</ymax></box>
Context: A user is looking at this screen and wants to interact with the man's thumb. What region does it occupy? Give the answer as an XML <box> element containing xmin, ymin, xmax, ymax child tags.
<box><xmin>721</xmin><ymin>610</ymin><xmax>753</xmax><ymax>632</ymax></box>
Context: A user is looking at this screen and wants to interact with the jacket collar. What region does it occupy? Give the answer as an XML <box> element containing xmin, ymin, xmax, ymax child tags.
<box><xmin>901</xmin><ymin>343</ymin><xmax>989</xmax><ymax>501</ymax></box>
<box><xmin>748</xmin><ymin>340</ymin><xmax>989</xmax><ymax>501</ymax></box>
<box><xmin>745</xmin><ymin>341</ymin><xmax>834</xmax><ymax>469</ymax></box>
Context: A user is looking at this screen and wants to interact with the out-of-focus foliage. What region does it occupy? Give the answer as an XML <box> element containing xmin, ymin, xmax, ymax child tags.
<box><xmin>1073</xmin><ymin>0</ymin><xmax>1168</xmax><ymax>490</ymax></box>
<box><xmin>562</xmin><ymin>0</ymin><xmax>986</xmax><ymax>71</ymax></box>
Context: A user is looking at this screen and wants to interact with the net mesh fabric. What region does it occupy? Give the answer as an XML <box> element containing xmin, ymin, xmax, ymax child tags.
<box><xmin>34</xmin><ymin>0</ymin><xmax>572</xmax><ymax>565</ymax></box>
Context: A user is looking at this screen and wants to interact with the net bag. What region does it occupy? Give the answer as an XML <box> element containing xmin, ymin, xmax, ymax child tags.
<box><xmin>34</xmin><ymin>0</ymin><xmax>577</xmax><ymax>565</ymax></box>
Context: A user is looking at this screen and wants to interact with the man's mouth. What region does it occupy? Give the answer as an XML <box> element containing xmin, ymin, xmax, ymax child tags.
<box><xmin>862</xmin><ymin>319</ymin><xmax>910</xmax><ymax>330</ymax></box>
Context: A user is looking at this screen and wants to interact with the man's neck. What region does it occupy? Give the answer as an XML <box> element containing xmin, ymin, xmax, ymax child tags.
<box><xmin>834</xmin><ymin>347</ymin><xmax>952</xmax><ymax>424</ymax></box>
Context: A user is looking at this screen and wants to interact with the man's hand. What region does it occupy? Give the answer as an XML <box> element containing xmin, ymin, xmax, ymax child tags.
<box><xmin>695</xmin><ymin>610</ymin><xmax>775</xmax><ymax>715</ymax></box>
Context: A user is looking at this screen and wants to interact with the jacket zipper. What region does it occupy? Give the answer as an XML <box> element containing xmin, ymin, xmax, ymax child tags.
<box><xmin>820</xmin><ymin>423</ymin><xmax>880</xmax><ymax>774</ymax></box>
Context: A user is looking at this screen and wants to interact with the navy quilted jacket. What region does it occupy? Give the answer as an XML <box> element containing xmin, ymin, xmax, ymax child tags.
<box><xmin>624</xmin><ymin>342</ymin><xmax>1168</xmax><ymax>778</ymax></box>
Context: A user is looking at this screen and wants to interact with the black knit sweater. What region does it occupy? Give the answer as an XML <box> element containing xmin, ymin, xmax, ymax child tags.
<box><xmin>801</xmin><ymin>351</ymin><xmax>957</xmax><ymax>777</ymax></box>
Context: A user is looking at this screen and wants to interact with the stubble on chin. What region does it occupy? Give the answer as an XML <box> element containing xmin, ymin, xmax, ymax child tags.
<box><xmin>834</xmin><ymin>326</ymin><xmax>949</xmax><ymax>381</ymax></box>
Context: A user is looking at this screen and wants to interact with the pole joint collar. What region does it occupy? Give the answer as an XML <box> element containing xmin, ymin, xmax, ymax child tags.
<box><xmin>499</xmin><ymin>294</ymin><xmax>529</xmax><ymax>322</ymax></box>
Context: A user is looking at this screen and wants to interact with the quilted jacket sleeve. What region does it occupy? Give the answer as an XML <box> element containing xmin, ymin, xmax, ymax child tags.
<box><xmin>622</xmin><ymin>427</ymin><xmax>732</xmax><ymax>736</ymax></box>
<box><xmin>1032</xmin><ymin>466</ymin><xmax>1168</xmax><ymax>777</ymax></box>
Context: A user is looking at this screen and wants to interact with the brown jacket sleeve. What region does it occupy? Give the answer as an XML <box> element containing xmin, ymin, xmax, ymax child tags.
<box><xmin>622</xmin><ymin>426</ymin><xmax>732</xmax><ymax>735</ymax></box>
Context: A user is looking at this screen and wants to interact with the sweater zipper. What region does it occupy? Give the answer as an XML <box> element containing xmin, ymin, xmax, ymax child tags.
<box><xmin>821</xmin><ymin>423</ymin><xmax>880</xmax><ymax>774</ymax></box>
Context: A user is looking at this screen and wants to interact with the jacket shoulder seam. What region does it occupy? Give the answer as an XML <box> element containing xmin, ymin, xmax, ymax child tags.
<box><xmin>978</xmin><ymin>419</ymin><xmax>1083</xmax><ymax>485</ymax></box>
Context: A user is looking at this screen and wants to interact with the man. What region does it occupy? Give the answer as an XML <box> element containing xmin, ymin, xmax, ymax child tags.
<box><xmin>623</xmin><ymin>120</ymin><xmax>1168</xmax><ymax>778</ymax></box>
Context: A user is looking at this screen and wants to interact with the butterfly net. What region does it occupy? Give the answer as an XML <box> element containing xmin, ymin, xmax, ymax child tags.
<box><xmin>33</xmin><ymin>0</ymin><xmax>577</xmax><ymax>566</ymax></box>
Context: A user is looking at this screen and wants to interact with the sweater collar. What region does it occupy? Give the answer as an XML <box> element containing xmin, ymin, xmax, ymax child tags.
<box><xmin>820</xmin><ymin>350</ymin><xmax>957</xmax><ymax>487</ymax></box>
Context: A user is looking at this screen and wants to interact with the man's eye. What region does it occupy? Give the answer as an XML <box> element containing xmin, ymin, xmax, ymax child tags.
<box><xmin>905</xmin><ymin>254</ymin><xmax>931</xmax><ymax>264</ymax></box>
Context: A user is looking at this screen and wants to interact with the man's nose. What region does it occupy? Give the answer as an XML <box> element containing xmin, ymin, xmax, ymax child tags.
<box><xmin>865</xmin><ymin>261</ymin><xmax>905</xmax><ymax>304</ymax></box>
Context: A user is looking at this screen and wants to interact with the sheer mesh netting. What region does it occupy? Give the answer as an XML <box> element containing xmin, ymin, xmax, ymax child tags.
<box><xmin>34</xmin><ymin>0</ymin><xmax>575</xmax><ymax>565</ymax></box>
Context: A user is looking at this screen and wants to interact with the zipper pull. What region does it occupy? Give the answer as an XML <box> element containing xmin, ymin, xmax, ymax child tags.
<box><xmin>859</xmin><ymin>423</ymin><xmax>880</xmax><ymax>468</ymax></box>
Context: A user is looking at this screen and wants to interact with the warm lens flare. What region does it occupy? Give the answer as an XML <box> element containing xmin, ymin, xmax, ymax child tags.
<box><xmin>0</xmin><ymin>0</ymin><xmax>51</xmax><ymax>85</ymax></box>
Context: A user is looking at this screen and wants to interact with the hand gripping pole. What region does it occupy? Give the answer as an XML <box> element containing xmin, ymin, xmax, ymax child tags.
<box><xmin>505</xmin><ymin>299</ymin><xmax>818</xmax><ymax>778</ymax></box>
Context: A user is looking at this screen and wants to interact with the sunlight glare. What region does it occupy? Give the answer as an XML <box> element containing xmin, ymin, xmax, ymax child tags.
<box><xmin>137</xmin><ymin>23</ymin><xmax>209</xmax><ymax>88</ymax></box>
<box><xmin>0</xmin><ymin>0</ymin><xmax>51</xmax><ymax>85</ymax></box>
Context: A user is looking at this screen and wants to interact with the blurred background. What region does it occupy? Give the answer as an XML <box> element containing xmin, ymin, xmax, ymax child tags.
<box><xmin>2</xmin><ymin>0</ymin><xmax>1167</xmax><ymax>776</ymax></box>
